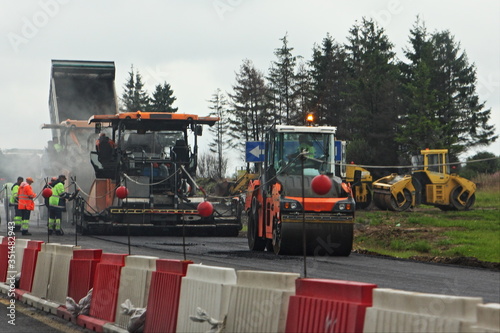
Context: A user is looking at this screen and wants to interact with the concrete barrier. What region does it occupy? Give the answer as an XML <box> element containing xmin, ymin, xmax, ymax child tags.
<box><xmin>176</xmin><ymin>264</ymin><xmax>237</xmax><ymax>333</ymax></box>
<box><xmin>286</xmin><ymin>278</ymin><xmax>377</xmax><ymax>333</ymax></box>
<box><xmin>113</xmin><ymin>255</ymin><xmax>158</xmax><ymax>329</ymax></box>
<box><xmin>226</xmin><ymin>270</ymin><xmax>299</xmax><ymax>333</ymax></box>
<box><xmin>471</xmin><ymin>303</ymin><xmax>500</xmax><ymax>332</ymax></box>
<box><xmin>363</xmin><ymin>288</ymin><xmax>483</xmax><ymax>332</ymax></box>
<box><xmin>144</xmin><ymin>259</ymin><xmax>192</xmax><ymax>333</ymax></box>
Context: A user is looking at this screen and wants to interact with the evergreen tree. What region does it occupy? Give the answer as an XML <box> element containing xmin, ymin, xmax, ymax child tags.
<box><xmin>397</xmin><ymin>18</ymin><xmax>442</xmax><ymax>156</ymax></box>
<box><xmin>294</xmin><ymin>60</ymin><xmax>313</xmax><ymax>125</ymax></box>
<box><xmin>120</xmin><ymin>65</ymin><xmax>150</xmax><ymax>112</ymax></box>
<box><xmin>267</xmin><ymin>33</ymin><xmax>298</xmax><ymax>125</ymax></box>
<box><xmin>344</xmin><ymin>18</ymin><xmax>402</xmax><ymax>167</ymax></box>
<box><xmin>228</xmin><ymin>59</ymin><xmax>272</xmax><ymax>155</ymax></box>
<box><xmin>150</xmin><ymin>82</ymin><xmax>178</xmax><ymax>112</ymax></box>
<box><xmin>309</xmin><ymin>34</ymin><xmax>350</xmax><ymax>136</ymax></box>
<box><xmin>430</xmin><ymin>30</ymin><xmax>497</xmax><ymax>157</ymax></box>
<box><xmin>208</xmin><ymin>88</ymin><xmax>232</xmax><ymax>179</ymax></box>
<box><xmin>400</xmin><ymin>19</ymin><xmax>497</xmax><ymax>160</ymax></box>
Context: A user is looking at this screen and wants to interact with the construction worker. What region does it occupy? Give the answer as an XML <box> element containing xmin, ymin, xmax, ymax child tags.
<box><xmin>298</xmin><ymin>134</ymin><xmax>316</xmax><ymax>157</ymax></box>
<box><xmin>96</xmin><ymin>132</ymin><xmax>115</xmax><ymax>163</ymax></box>
<box><xmin>17</xmin><ymin>177</ymin><xmax>35</xmax><ymax>236</ymax></box>
<box><xmin>10</xmin><ymin>176</ymin><xmax>23</xmax><ymax>231</ymax></box>
<box><xmin>48</xmin><ymin>174</ymin><xmax>69</xmax><ymax>235</ymax></box>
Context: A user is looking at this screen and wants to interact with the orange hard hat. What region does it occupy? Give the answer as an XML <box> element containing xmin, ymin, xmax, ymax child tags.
<box><xmin>26</xmin><ymin>177</ymin><xmax>34</xmax><ymax>183</ymax></box>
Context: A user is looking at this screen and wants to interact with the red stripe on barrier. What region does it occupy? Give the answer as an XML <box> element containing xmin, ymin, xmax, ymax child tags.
<box><xmin>0</xmin><ymin>237</ymin><xmax>9</xmax><ymax>283</ymax></box>
<box><xmin>77</xmin><ymin>314</ymin><xmax>108</xmax><ymax>333</ymax></box>
<box><xmin>144</xmin><ymin>259</ymin><xmax>192</xmax><ymax>333</ymax></box>
<box><xmin>57</xmin><ymin>306</ymin><xmax>78</xmax><ymax>324</ymax></box>
<box><xmin>87</xmin><ymin>253</ymin><xmax>127</xmax><ymax>322</ymax></box>
<box><xmin>286</xmin><ymin>279</ymin><xmax>377</xmax><ymax>333</ymax></box>
<box><xmin>18</xmin><ymin>240</ymin><xmax>43</xmax><ymax>292</ymax></box>
<box><xmin>67</xmin><ymin>249</ymin><xmax>102</xmax><ymax>302</ymax></box>
<box><xmin>14</xmin><ymin>289</ymin><xmax>26</xmax><ymax>300</ymax></box>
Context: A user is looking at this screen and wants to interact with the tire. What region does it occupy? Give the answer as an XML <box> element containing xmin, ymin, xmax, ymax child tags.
<box><xmin>272</xmin><ymin>222</ymin><xmax>282</xmax><ymax>255</ymax></box>
<box><xmin>450</xmin><ymin>186</ymin><xmax>475</xmax><ymax>211</ymax></box>
<box><xmin>388</xmin><ymin>189</ymin><xmax>412</xmax><ymax>211</ymax></box>
<box><xmin>247</xmin><ymin>198</ymin><xmax>266</xmax><ymax>251</ymax></box>
<box><xmin>353</xmin><ymin>185</ymin><xmax>372</xmax><ymax>210</ymax></box>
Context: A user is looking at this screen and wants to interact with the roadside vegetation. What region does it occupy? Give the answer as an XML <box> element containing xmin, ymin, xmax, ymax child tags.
<box><xmin>354</xmin><ymin>172</ymin><xmax>500</xmax><ymax>266</ymax></box>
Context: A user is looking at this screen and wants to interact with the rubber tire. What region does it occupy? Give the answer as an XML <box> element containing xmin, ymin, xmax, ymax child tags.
<box><xmin>388</xmin><ymin>189</ymin><xmax>412</xmax><ymax>211</ymax></box>
<box><xmin>450</xmin><ymin>186</ymin><xmax>475</xmax><ymax>211</ymax></box>
<box><xmin>247</xmin><ymin>198</ymin><xmax>266</xmax><ymax>251</ymax></box>
<box><xmin>272</xmin><ymin>222</ymin><xmax>281</xmax><ymax>255</ymax></box>
<box><xmin>353</xmin><ymin>185</ymin><xmax>372</xmax><ymax>210</ymax></box>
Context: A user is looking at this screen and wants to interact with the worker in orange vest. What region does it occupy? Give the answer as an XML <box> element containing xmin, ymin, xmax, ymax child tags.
<box><xmin>18</xmin><ymin>177</ymin><xmax>36</xmax><ymax>235</ymax></box>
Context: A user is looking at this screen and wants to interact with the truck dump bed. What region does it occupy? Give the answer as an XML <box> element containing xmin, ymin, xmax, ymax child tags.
<box><xmin>49</xmin><ymin>59</ymin><xmax>117</xmax><ymax>132</ymax></box>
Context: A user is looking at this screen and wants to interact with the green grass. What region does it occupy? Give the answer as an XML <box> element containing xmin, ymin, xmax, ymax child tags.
<box><xmin>355</xmin><ymin>180</ymin><xmax>500</xmax><ymax>263</ymax></box>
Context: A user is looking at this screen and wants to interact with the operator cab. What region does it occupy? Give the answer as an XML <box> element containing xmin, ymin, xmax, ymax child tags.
<box><xmin>268</xmin><ymin>126</ymin><xmax>337</xmax><ymax>177</ymax></box>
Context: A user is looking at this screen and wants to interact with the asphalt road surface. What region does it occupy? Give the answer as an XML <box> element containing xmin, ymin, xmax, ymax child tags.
<box><xmin>11</xmin><ymin>223</ymin><xmax>500</xmax><ymax>304</ymax></box>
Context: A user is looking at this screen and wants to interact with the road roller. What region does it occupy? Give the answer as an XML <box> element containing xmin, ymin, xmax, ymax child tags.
<box><xmin>245</xmin><ymin>123</ymin><xmax>356</xmax><ymax>256</ymax></box>
<box><xmin>372</xmin><ymin>149</ymin><xmax>476</xmax><ymax>211</ymax></box>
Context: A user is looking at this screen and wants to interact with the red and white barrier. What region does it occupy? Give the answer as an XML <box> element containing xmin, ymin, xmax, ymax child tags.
<box><xmin>2</xmin><ymin>237</ymin><xmax>499</xmax><ymax>333</ymax></box>
<box><xmin>144</xmin><ymin>259</ymin><xmax>192</xmax><ymax>333</ymax></box>
<box><xmin>286</xmin><ymin>278</ymin><xmax>377</xmax><ymax>333</ymax></box>
<box><xmin>226</xmin><ymin>270</ymin><xmax>299</xmax><ymax>333</ymax></box>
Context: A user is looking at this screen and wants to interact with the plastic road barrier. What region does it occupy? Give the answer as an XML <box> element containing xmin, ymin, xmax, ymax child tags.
<box><xmin>286</xmin><ymin>278</ymin><xmax>377</xmax><ymax>333</ymax></box>
<box><xmin>67</xmin><ymin>249</ymin><xmax>102</xmax><ymax>302</ymax></box>
<box><xmin>47</xmin><ymin>244</ymin><xmax>81</xmax><ymax>304</ymax></box>
<box><xmin>363</xmin><ymin>288</ymin><xmax>483</xmax><ymax>332</ymax></box>
<box><xmin>0</xmin><ymin>237</ymin><xmax>9</xmax><ymax>283</ymax></box>
<box><xmin>18</xmin><ymin>240</ymin><xmax>44</xmax><ymax>292</ymax></box>
<box><xmin>144</xmin><ymin>259</ymin><xmax>192</xmax><ymax>333</ymax></box>
<box><xmin>29</xmin><ymin>243</ymin><xmax>61</xmax><ymax>299</ymax></box>
<box><xmin>77</xmin><ymin>253</ymin><xmax>127</xmax><ymax>331</ymax></box>
<box><xmin>113</xmin><ymin>255</ymin><xmax>158</xmax><ymax>329</ymax></box>
<box><xmin>176</xmin><ymin>264</ymin><xmax>237</xmax><ymax>333</ymax></box>
<box><xmin>225</xmin><ymin>270</ymin><xmax>299</xmax><ymax>333</ymax></box>
<box><xmin>471</xmin><ymin>303</ymin><xmax>500</xmax><ymax>332</ymax></box>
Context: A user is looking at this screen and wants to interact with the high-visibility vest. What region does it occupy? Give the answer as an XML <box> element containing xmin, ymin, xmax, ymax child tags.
<box><xmin>49</xmin><ymin>182</ymin><xmax>66</xmax><ymax>207</ymax></box>
<box><xmin>18</xmin><ymin>183</ymin><xmax>35</xmax><ymax>210</ymax></box>
<box><xmin>9</xmin><ymin>183</ymin><xmax>18</xmax><ymax>205</ymax></box>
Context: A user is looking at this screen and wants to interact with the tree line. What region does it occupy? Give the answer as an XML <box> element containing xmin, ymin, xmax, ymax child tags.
<box><xmin>120</xmin><ymin>17</ymin><xmax>498</xmax><ymax>179</ymax></box>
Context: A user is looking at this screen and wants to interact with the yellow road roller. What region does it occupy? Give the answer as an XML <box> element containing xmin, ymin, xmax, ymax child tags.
<box><xmin>372</xmin><ymin>149</ymin><xmax>476</xmax><ymax>211</ymax></box>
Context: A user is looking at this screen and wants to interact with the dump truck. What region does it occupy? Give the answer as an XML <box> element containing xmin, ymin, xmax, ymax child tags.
<box><xmin>372</xmin><ymin>149</ymin><xmax>476</xmax><ymax>211</ymax></box>
<box><xmin>75</xmin><ymin>111</ymin><xmax>242</xmax><ymax>235</ymax></box>
<box><xmin>245</xmin><ymin>125</ymin><xmax>356</xmax><ymax>256</ymax></box>
<box><xmin>44</xmin><ymin>59</ymin><xmax>118</xmax><ymax>192</ymax></box>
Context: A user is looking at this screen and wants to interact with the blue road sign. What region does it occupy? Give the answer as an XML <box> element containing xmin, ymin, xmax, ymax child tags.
<box><xmin>246</xmin><ymin>141</ymin><xmax>265</xmax><ymax>162</ymax></box>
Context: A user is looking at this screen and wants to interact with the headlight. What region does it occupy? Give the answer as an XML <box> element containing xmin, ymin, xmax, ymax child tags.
<box><xmin>339</xmin><ymin>203</ymin><xmax>346</xmax><ymax>210</ymax></box>
<box><xmin>282</xmin><ymin>199</ymin><xmax>302</xmax><ymax>211</ymax></box>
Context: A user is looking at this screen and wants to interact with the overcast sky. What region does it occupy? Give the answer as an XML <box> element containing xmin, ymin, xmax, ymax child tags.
<box><xmin>1</xmin><ymin>0</ymin><xmax>499</xmax><ymax>165</ymax></box>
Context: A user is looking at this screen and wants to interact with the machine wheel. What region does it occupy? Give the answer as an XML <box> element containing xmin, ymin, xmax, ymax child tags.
<box><xmin>247</xmin><ymin>197</ymin><xmax>266</xmax><ymax>251</ymax></box>
<box><xmin>272</xmin><ymin>222</ymin><xmax>282</xmax><ymax>255</ymax></box>
<box><xmin>265</xmin><ymin>239</ymin><xmax>274</xmax><ymax>252</ymax></box>
<box><xmin>373</xmin><ymin>192</ymin><xmax>388</xmax><ymax>210</ymax></box>
<box><xmin>386</xmin><ymin>189</ymin><xmax>412</xmax><ymax>211</ymax></box>
<box><xmin>353</xmin><ymin>185</ymin><xmax>372</xmax><ymax>210</ymax></box>
<box><xmin>450</xmin><ymin>186</ymin><xmax>475</xmax><ymax>211</ymax></box>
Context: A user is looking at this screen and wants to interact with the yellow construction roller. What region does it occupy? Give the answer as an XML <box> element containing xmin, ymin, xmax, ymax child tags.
<box><xmin>372</xmin><ymin>174</ymin><xmax>415</xmax><ymax>211</ymax></box>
